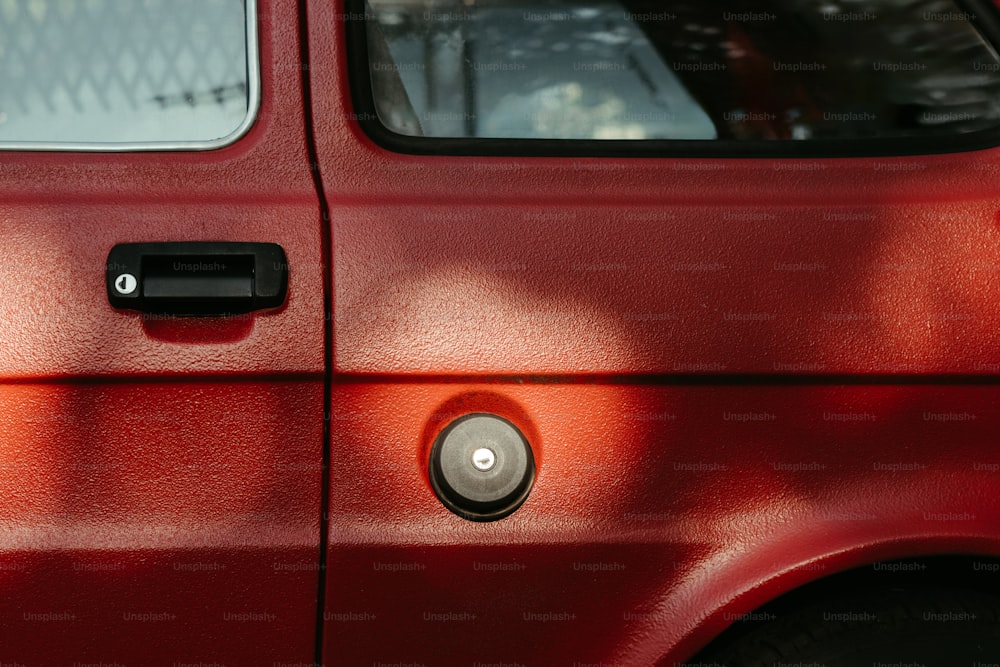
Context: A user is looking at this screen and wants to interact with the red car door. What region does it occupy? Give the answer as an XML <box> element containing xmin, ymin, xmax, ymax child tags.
<box><xmin>306</xmin><ymin>0</ymin><xmax>1000</xmax><ymax>665</ymax></box>
<box><xmin>0</xmin><ymin>1</ymin><xmax>324</xmax><ymax>664</ymax></box>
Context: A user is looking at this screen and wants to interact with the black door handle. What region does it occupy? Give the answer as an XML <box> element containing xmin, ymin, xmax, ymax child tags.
<box><xmin>106</xmin><ymin>242</ymin><xmax>288</xmax><ymax>316</ymax></box>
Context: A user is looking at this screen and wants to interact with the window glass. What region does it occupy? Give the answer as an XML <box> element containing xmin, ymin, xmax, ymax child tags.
<box><xmin>365</xmin><ymin>0</ymin><xmax>1000</xmax><ymax>142</ymax></box>
<box><xmin>0</xmin><ymin>0</ymin><xmax>256</xmax><ymax>149</ymax></box>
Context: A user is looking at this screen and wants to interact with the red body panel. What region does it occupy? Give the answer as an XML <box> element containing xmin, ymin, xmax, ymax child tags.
<box><xmin>327</xmin><ymin>382</ymin><xmax>1000</xmax><ymax>665</ymax></box>
<box><xmin>306</xmin><ymin>1</ymin><xmax>1000</xmax><ymax>664</ymax></box>
<box><xmin>0</xmin><ymin>1</ymin><xmax>324</xmax><ymax>664</ymax></box>
<box><xmin>3</xmin><ymin>0</ymin><xmax>1000</xmax><ymax>663</ymax></box>
<box><xmin>0</xmin><ymin>382</ymin><xmax>322</xmax><ymax>666</ymax></box>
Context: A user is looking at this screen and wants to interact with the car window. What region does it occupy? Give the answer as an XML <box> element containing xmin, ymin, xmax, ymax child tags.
<box><xmin>363</xmin><ymin>0</ymin><xmax>1000</xmax><ymax>142</ymax></box>
<box><xmin>0</xmin><ymin>0</ymin><xmax>258</xmax><ymax>150</ymax></box>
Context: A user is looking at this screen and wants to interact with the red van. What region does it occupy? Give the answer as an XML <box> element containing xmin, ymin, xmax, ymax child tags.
<box><xmin>1</xmin><ymin>0</ymin><xmax>999</xmax><ymax>664</ymax></box>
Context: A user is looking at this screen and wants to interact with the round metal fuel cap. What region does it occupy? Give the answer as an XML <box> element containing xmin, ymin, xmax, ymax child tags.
<box><xmin>429</xmin><ymin>413</ymin><xmax>535</xmax><ymax>521</ymax></box>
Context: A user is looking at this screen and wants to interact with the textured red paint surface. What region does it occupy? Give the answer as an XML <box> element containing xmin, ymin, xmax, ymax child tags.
<box><xmin>1</xmin><ymin>0</ymin><xmax>999</xmax><ymax>664</ymax></box>
<box><xmin>326</xmin><ymin>382</ymin><xmax>1000</xmax><ymax>665</ymax></box>
<box><xmin>0</xmin><ymin>0</ymin><xmax>324</xmax><ymax>664</ymax></box>
<box><xmin>310</xmin><ymin>3</ymin><xmax>1000</xmax><ymax>377</ymax></box>
<box><xmin>307</xmin><ymin>1</ymin><xmax>1000</xmax><ymax>664</ymax></box>
<box><xmin>0</xmin><ymin>381</ymin><xmax>323</xmax><ymax>666</ymax></box>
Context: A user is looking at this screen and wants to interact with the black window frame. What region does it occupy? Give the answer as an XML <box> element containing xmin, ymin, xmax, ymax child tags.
<box><xmin>345</xmin><ymin>0</ymin><xmax>1000</xmax><ymax>158</ymax></box>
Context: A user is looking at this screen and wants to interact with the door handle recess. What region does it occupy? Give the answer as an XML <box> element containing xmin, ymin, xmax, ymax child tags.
<box><xmin>106</xmin><ymin>242</ymin><xmax>288</xmax><ymax>316</ymax></box>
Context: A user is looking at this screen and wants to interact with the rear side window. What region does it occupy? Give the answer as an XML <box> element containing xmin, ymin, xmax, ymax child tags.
<box><xmin>0</xmin><ymin>0</ymin><xmax>258</xmax><ymax>151</ymax></box>
<box><xmin>359</xmin><ymin>0</ymin><xmax>1000</xmax><ymax>151</ymax></box>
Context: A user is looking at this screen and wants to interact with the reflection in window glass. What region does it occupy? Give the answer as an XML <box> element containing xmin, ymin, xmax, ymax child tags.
<box><xmin>366</xmin><ymin>0</ymin><xmax>1000</xmax><ymax>141</ymax></box>
<box><xmin>0</xmin><ymin>0</ymin><xmax>253</xmax><ymax>147</ymax></box>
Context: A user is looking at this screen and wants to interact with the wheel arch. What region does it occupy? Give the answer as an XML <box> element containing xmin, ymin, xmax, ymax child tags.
<box><xmin>642</xmin><ymin>535</ymin><xmax>1000</xmax><ymax>665</ymax></box>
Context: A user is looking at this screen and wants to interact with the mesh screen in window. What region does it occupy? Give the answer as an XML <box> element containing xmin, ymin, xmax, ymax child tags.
<box><xmin>0</xmin><ymin>0</ymin><xmax>256</xmax><ymax>149</ymax></box>
<box><xmin>364</xmin><ymin>0</ymin><xmax>1000</xmax><ymax>142</ymax></box>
